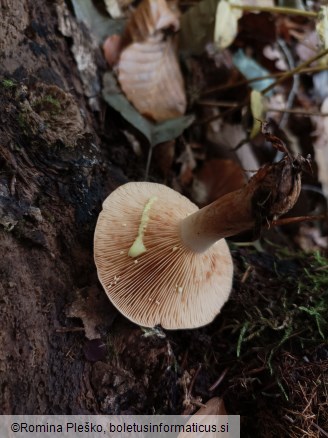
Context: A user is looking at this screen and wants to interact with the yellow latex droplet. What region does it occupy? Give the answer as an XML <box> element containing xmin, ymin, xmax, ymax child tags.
<box><xmin>128</xmin><ymin>196</ymin><xmax>158</xmax><ymax>258</ymax></box>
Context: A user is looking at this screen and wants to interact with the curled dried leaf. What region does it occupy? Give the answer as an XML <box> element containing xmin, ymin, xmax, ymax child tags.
<box><xmin>118</xmin><ymin>36</ymin><xmax>186</xmax><ymax>121</ymax></box>
<box><xmin>178</xmin><ymin>398</ymin><xmax>228</xmax><ymax>438</ymax></box>
<box><xmin>192</xmin><ymin>159</ymin><xmax>246</xmax><ymax>207</ymax></box>
<box><xmin>124</xmin><ymin>0</ymin><xmax>180</xmax><ymax>43</ymax></box>
<box><xmin>103</xmin><ymin>34</ymin><xmax>123</xmax><ymax>66</ymax></box>
<box><xmin>250</xmin><ymin>155</ymin><xmax>303</xmax><ymax>233</ymax></box>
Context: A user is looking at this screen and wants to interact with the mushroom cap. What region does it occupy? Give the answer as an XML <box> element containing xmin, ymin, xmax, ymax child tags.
<box><xmin>94</xmin><ymin>182</ymin><xmax>233</xmax><ymax>330</ymax></box>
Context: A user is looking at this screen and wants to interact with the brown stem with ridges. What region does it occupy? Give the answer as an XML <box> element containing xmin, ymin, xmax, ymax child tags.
<box><xmin>180</xmin><ymin>156</ymin><xmax>303</xmax><ymax>252</ymax></box>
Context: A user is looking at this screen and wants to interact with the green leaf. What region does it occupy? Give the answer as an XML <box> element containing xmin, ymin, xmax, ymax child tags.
<box><xmin>70</xmin><ymin>0</ymin><xmax>125</xmax><ymax>43</ymax></box>
<box><xmin>179</xmin><ymin>0</ymin><xmax>218</xmax><ymax>55</ymax></box>
<box><xmin>250</xmin><ymin>90</ymin><xmax>264</xmax><ymax>139</ymax></box>
<box><xmin>277</xmin><ymin>0</ymin><xmax>305</xmax><ymax>9</ymax></box>
<box><xmin>232</xmin><ymin>49</ymin><xmax>275</xmax><ymax>93</ymax></box>
<box><xmin>102</xmin><ymin>72</ymin><xmax>194</xmax><ymax>147</ymax></box>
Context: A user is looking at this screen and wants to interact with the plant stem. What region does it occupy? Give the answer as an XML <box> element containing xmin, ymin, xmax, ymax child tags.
<box><xmin>197</xmin><ymin>100</ymin><xmax>328</xmax><ymax>117</ymax></box>
<box><xmin>261</xmin><ymin>48</ymin><xmax>328</xmax><ymax>95</ymax></box>
<box><xmin>230</xmin><ymin>4</ymin><xmax>317</xmax><ymax>18</ymax></box>
<box><xmin>202</xmin><ymin>66</ymin><xmax>328</xmax><ymax>97</ymax></box>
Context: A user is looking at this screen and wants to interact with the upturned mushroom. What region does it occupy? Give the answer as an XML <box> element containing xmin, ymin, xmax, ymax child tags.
<box><xmin>94</xmin><ymin>155</ymin><xmax>303</xmax><ymax>329</ymax></box>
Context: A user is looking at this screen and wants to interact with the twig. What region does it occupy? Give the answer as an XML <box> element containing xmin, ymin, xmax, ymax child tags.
<box><xmin>312</xmin><ymin>423</ymin><xmax>328</xmax><ymax>438</ymax></box>
<box><xmin>277</xmin><ymin>38</ymin><xmax>299</xmax><ymax>130</ymax></box>
<box><xmin>231</xmin><ymin>4</ymin><xmax>317</xmax><ymax>18</ymax></box>
<box><xmin>269</xmin><ymin>214</ymin><xmax>327</xmax><ymax>227</ymax></box>
<box><xmin>55</xmin><ymin>327</ymin><xmax>85</xmax><ymax>333</ymax></box>
<box><xmin>197</xmin><ymin>101</ymin><xmax>246</xmax><ymax>125</ymax></box>
<box><xmin>202</xmin><ymin>66</ymin><xmax>328</xmax><ymax>97</ymax></box>
<box><xmin>209</xmin><ymin>367</ymin><xmax>229</xmax><ymax>392</ymax></box>
<box><xmin>241</xmin><ymin>265</ymin><xmax>253</xmax><ymax>284</ymax></box>
<box><xmin>199</xmin><ymin>100</ymin><xmax>328</xmax><ymax>117</ymax></box>
<box><xmin>261</xmin><ymin>48</ymin><xmax>328</xmax><ymax>95</ymax></box>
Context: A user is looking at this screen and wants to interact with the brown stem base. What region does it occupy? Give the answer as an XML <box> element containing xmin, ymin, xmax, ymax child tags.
<box><xmin>180</xmin><ymin>155</ymin><xmax>304</xmax><ymax>252</ymax></box>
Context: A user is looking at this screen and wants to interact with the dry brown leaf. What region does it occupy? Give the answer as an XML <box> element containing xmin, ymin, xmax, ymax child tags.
<box><xmin>295</xmin><ymin>225</ymin><xmax>328</xmax><ymax>252</ymax></box>
<box><xmin>191</xmin><ymin>159</ymin><xmax>246</xmax><ymax>207</ymax></box>
<box><xmin>124</xmin><ymin>0</ymin><xmax>180</xmax><ymax>43</ymax></box>
<box><xmin>103</xmin><ymin>34</ymin><xmax>123</xmax><ymax>66</ymax></box>
<box><xmin>118</xmin><ymin>35</ymin><xmax>186</xmax><ymax>121</ymax></box>
<box><xmin>176</xmin><ymin>142</ymin><xmax>198</xmax><ymax>187</ymax></box>
<box><xmin>206</xmin><ymin>119</ymin><xmax>259</xmax><ymax>177</ymax></box>
<box><xmin>178</xmin><ymin>398</ymin><xmax>228</xmax><ymax>438</ymax></box>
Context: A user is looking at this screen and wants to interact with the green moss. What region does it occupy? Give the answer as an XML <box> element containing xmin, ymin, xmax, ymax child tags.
<box><xmin>227</xmin><ymin>246</ymin><xmax>328</xmax><ymax>402</ymax></box>
<box><xmin>32</xmin><ymin>94</ymin><xmax>62</xmax><ymax>115</ymax></box>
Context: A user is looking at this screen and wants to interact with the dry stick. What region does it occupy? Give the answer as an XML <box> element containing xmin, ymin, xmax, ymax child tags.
<box><xmin>208</xmin><ymin>367</ymin><xmax>229</xmax><ymax>392</ymax></box>
<box><xmin>312</xmin><ymin>424</ymin><xmax>328</xmax><ymax>438</ymax></box>
<box><xmin>261</xmin><ymin>48</ymin><xmax>328</xmax><ymax>95</ymax></box>
<box><xmin>267</xmin><ymin>108</ymin><xmax>328</xmax><ymax>117</ymax></box>
<box><xmin>197</xmin><ymin>100</ymin><xmax>328</xmax><ymax>117</ymax></box>
<box><xmin>269</xmin><ymin>214</ymin><xmax>327</xmax><ymax>228</ymax></box>
<box><xmin>197</xmin><ymin>100</ymin><xmax>246</xmax><ymax>125</ymax></box>
<box><xmin>231</xmin><ymin>4</ymin><xmax>317</xmax><ymax>18</ymax></box>
<box><xmin>202</xmin><ymin>66</ymin><xmax>328</xmax><ymax>97</ymax></box>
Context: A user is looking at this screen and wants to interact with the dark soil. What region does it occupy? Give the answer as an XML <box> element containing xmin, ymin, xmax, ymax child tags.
<box><xmin>0</xmin><ymin>1</ymin><xmax>327</xmax><ymax>437</ymax></box>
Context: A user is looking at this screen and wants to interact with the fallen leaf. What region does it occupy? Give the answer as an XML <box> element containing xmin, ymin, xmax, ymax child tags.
<box><xmin>103</xmin><ymin>72</ymin><xmax>194</xmax><ymax>146</ymax></box>
<box><xmin>214</xmin><ymin>0</ymin><xmax>242</xmax><ymax>50</ymax></box>
<box><xmin>176</xmin><ymin>143</ymin><xmax>197</xmax><ymax>187</ymax></box>
<box><xmin>103</xmin><ymin>34</ymin><xmax>123</xmax><ymax>66</ymax></box>
<box><xmin>178</xmin><ymin>398</ymin><xmax>228</xmax><ymax>438</ymax></box>
<box><xmin>232</xmin><ymin>49</ymin><xmax>275</xmax><ymax>93</ymax></box>
<box><xmin>250</xmin><ymin>90</ymin><xmax>265</xmax><ymax>138</ymax></box>
<box><xmin>116</xmin><ymin>0</ymin><xmax>185</xmax><ymax>121</ymax></box>
<box><xmin>124</xmin><ymin>0</ymin><xmax>180</xmax><ymax>43</ymax></box>
<box><xmin>295</xmin><ymin>225</ymin><xmax>328</xmax><ymax>252</ymax></box>
<box><xmin>179</xmin><ymin>0</ymin><xmax>218</xmax><ymax>55</ymax></box>
<box><xmin>118</xmin><ymin>35</ymin><xmax>186</xmax><ymax>121</ymax></box>
<box><xmin>191</xmin><ymin>159</ymin><xmax>246</xmax><ymax>206</ymax></box>
<box><xmin>70</xmin><ymin>0</ymin><xmax>125</xmax><ymax>42</ymax></box>
<box><xmin>206</xmin><ymin>120</ymin><xmax>259</xmax><ymax>177</ymax></box>
<box><xmin>152</xmin><ymin>140</ymin><xmax>175</xmax><ymax>178</ymax></box>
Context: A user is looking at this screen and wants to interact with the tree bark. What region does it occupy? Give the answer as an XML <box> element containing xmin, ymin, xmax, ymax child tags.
<box><xmin>0</xmin><ymin>0</ymin><xmax>129</xmax><ymax>414</ymax></box>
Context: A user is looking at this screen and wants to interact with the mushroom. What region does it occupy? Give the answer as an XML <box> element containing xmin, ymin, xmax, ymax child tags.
<box><xmin>94</xmin><ymin>155</ymin><xmax>303</xmax><ymax>329</ymax></box>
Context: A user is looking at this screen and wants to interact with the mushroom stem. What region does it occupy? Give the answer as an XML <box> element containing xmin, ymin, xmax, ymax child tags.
<box><xmin>180</xmin><ymin>188</ymin><xmax>253</xmax><ymax>252</ymax></box>
<box><xmin>180</xmin><ymin>156</ymin><xmax>303</xmax><ymax>253</ymax></box>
